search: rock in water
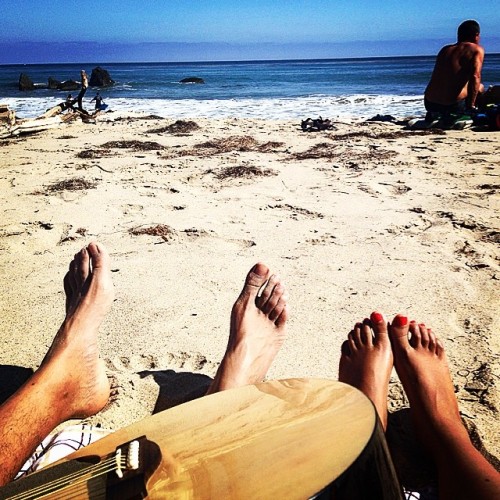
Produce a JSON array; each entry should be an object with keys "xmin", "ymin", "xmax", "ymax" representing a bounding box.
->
[
  {"xmin": 179, "ymin": 77, "xmax": 205, "ymax": 84},
  {"xmin": 19, "ymin": 73, "xmax": 35, "ymax": 91},
  {"xmin": 89, "ymin": 67, "xmax": 115, "ymax": 87}
]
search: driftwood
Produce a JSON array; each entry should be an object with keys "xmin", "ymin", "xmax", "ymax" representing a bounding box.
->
[
  {"xmin": 0, "ymin": 103, "xmax": 99, "ymax": 139},
  {"xmin": 1, "ymin": 71, "xmax": 98, "ymax": 139}
]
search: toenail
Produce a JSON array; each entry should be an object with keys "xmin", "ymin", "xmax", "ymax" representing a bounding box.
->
[
  {"xmin": 393, "ymin": 315, "xmax": 408, "ymax": 327},
  {"xmin": 371, "ymin": 312, "xmax": 383, "ymax": 323}
]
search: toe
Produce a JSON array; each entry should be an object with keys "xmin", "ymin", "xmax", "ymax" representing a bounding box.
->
[
  {"xmin": 349, "ymin": 324, "xmax": 363, "ymax": 350},
  {"xmin": 427, "ymin": 327, "xmax": 437, "ymax": 351},
  {"xmin": 389, "ymin": 314, "xmax": 410, "ymax": 350},
  {"xmin": 419, "ymin": 323, "xmax": 430, "ymax": 347},
  {"xmin": 268, "ymin": 292, "xmax": 287, "ymax": 322},
  {"xmin": 259, "ymin": 277, "xmax": 284, "ymax": 314},
  {"xmin": 87, "ymin": 241, "xmax": 110, "ymax": 270},
  {"xmin": 360, "ymin": 321, "xmax": 373, "ymax": 346},
  {"xmin": 240, "ymin": 262, "xmax": 271, "ymax": 302},
  {"xmin": 370, "ymin": 311, "xmax": 388, "ymax": 341},
  {"xmin": 341, "ymin": 340, "xmax": 351, "ymax": 357},
  {"xmin": 274, "ymin": 304, "xmax": 288, "ymax": 328},
  {"xmin": 257, "ymin": 274, "xmax": 280, "ymax": 310},
  {"xmin": 409, "ymin": 321, "xmax": 420, "ymax": 348}
]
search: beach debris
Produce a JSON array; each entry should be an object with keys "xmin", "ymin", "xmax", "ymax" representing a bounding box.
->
[
  {"xmin": 366, "ymin": 114, "xmax": 397, "ymax": 122},
  {"xmin": 180, "ymin": 135, "xmax": 284, "ymax": 157},
  {"xmin": 0, "ymin": 104, "xmax": 15, "ymax": 126},
  {"xmin": 101, "ymin": 140, "xmax": 165, "ymax": 151},
  {"xmin": 39, "ymin": 177, "xmax": 98, "ymax": 194},
  {"xmin": 209, "ymin": 165, "xmax": 278, "ymax": 180},
  {"xmin": 129, "ymin": 224, "xmax": 178, "ymax": 242},
  {"xmin": 301, "ymin": 116, "xmax": 334, "ymax": 132},
  {"xmin": 77, "ymin": 148, "xmax": 112, "ymax": 159},
  {"xmin": 179, "ymin": 77, "xmax": 205, "ymax": 84},
  {"xmin": 148, "ymin": 120, "xmax": 201, "ymax": 135}
]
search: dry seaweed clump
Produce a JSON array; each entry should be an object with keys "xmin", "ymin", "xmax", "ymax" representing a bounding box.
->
[
  {"xmin": 41, "ymin": 177, "xmax": 98, "ymax": 193},
  {"xmin": 77, "ymin": 148, "xmax": 112, "ymax": 159},
  {"xmin": 101, "ymin": 140, "xmax": 165, "ymax": 151},
  {"xmin": 328, "ymin": 129, "xmax": 445, "ymax": 141},
  {"xmin": 181, "ymin": 135, "xmax": 284, "ymax": 157},
  {"xmin": 292, "ymin": 142, "xmax": 340, "ymax": 160},
  {"xmin": 211, "ymin": 165, "xmax": 278, "ymax": 180},
  {"xmin": 148, "ymin": 120, "xmax": 201, "ymax": 135},
  {"xmin": 129, "ymin": 224, "xmax": 177, "ymax": 241}
]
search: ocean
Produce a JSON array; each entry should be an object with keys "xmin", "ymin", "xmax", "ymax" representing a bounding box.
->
[{"xmin": 1, "ymin": 55, "xmax": 499, "ymax": 120}]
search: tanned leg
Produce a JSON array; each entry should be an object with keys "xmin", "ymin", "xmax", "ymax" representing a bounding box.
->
[
  {"xmin": 389, "ymin": 315, "xmax": 500, "ymax": 500},
  {"xmin": 0, "ymin": 242, "xmax": 113, "ymax": 485},
  {"xmin": 207, "ymin": 263, "xmax": 288, "ymax": 394},
  {"xmin": 338, "ymin": 311, "xmax": 393, "ymax": 430}
]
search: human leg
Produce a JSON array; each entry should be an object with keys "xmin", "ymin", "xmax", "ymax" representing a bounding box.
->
[
  {"xmin": 0, "ymin": 242, "xmax": 113, "ymax": 486},
  {"xmin": 206, "ymin": 263, "xmax": 288, "ymax": 394},
  {"xmin": 338, "ymin": 311, "xmax": 393, "ymax": 430},
  {"xmin": 389, "ymin": 315, "xmax": 500, "ymax": 500}
]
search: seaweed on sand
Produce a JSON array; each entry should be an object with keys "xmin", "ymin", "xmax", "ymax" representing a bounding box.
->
[
  {"xmin": 148, "ymin": 120, "xmax": 201, "ymax": 135},
  {"xmin": 180, "ymin": 135, "xmax": 284, "ymax": 157},
  {"xmin": 77, "ymin": 148, "xmax": 112, "ymax": 159},
  {"xmin": 40, "ymin": 177, "xmax": 98, "ymax": 193},
  {"xmin": 210, "ymin": 165, "xmax": 278, "ymax": 180},
  {"xmin": 129, "ymin": 224, "xmax": 177, "ymax": 241},
  {"xmin": 101, "ymin": 140, "xmax": 165, "ymax": 151}
]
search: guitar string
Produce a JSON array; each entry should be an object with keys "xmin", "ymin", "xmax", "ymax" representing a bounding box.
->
[
  {"xmin": 36, "ymin": 473, "xmax": 108, "ymax": 500},
  {"xmin": 10, "ymin": 459, "xmax": 120, "ymax": 500},
  {"xmin": 8, "ymin": 456, "xmax": 124, "ymax": 500}
]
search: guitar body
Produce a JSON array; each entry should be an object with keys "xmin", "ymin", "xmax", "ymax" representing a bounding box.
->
[{"xmin": 3, "ymin": 379, "xmax": 402, "ymax": 499}]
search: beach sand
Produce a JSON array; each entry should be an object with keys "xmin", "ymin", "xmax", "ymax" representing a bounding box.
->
[{"xmin": 0, "ymin": 114, "xmax": 499, "ymax": 475}]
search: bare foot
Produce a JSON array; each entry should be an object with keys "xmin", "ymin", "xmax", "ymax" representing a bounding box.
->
[
  {"xmin": 207, "ymin": 263, "xmax": 288, "ymax": 394},
  {"xmin": 389, "ymin": 315, "xmax": 463, "ymax": 452},
  {"xmin": 38, "ymin": 242, "xmax": 114, "ymax": 420},
  {"xmin": 338, "ymin": 312, "xmax": 393, "ymax": 429}
]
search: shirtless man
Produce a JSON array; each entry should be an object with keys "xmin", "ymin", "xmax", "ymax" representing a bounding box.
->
[
  {"xmin": 339, "ymin": 312, "xmax": 500, "ymax": 499},
  {"xmin": 425, "ymin": 20, "xmax": 484, "ymax": 115},
  {"xmin": 0, "ymin": 242, "xmax": 288, "ymax": 485}
]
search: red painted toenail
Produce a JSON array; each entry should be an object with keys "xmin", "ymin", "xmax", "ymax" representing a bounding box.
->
[
  {"xmin": 393, "ymin": 315, "xmax": 408, "ymax": 327},
  {"xmin": 371, "ymin": 312, "xmax": 383, "ymax": 323}
]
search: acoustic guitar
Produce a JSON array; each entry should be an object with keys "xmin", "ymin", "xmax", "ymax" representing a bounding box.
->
[{"xmin": 1, "ymin": 378, "xmax": 403, "ymax": 499}]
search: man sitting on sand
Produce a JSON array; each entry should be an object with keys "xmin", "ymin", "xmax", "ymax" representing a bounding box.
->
[
  {"xmin": 0, "ymin": 243, "xmax": 499, "ymax": 499},
  {"xmin": 424, "ymin": 20, "xmax": 484, "ymax": 117},
  {"xmin": 0, "ymin": 242, "xmax": 288, "ymax": 485}
]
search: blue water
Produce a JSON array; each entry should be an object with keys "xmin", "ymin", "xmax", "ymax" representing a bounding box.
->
[{"xmin": 1, "ymin": 55, "xmax": 499, "ymax": 119}]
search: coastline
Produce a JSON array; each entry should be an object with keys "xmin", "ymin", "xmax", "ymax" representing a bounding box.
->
[{"xmin": 0, "ymin": 114, "xmax": 498, "ymax": 463}]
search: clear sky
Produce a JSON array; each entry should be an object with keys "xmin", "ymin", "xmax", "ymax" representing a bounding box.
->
[{"xmin": 1, "ymin": 0, "xmax": 499, "ymax": 63}]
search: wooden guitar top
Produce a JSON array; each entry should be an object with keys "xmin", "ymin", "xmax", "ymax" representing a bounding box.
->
[{"xmin": 63, "ymin": 378, "xmax": 377, "ymax": 499}]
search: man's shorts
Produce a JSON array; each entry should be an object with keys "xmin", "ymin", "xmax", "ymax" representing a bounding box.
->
[{"xmin": 424, "ymin": 98, "xmax": 466, "ymax": 114}]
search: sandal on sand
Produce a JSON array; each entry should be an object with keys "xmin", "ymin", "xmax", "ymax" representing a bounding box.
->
[{"xmin": 301, "ymin": 116, "xmax": 334, "ymax": 132}]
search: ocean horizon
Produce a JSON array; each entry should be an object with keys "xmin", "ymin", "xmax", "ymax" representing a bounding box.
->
[{"xmin": 2, "ymin": 55, "xmax": 499, "ymax": 120}]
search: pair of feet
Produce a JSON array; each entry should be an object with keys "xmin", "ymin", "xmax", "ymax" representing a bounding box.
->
[
  {"xmin": 42, "ymin": 242, "xmax": 288, "ymax": 424},
  {"xmin": 338, "ymin": 311, "xmax": 462, "ymax": 459}
]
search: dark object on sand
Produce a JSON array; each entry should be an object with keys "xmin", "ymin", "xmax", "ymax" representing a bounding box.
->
[
  {"xmin": 148, "ymin": 120, "xmax": 201, "ymax": 135},
  {"xmin": 89, "ymin": 67, "xmax": 115, "ymax": 87},
  {"xmin": 301, "ymin": 116, "xmax": 334, "ymax": 132},
  {"xmin": 179, "ymin": 77, "xmax": 205, "ymax": 84},
  {"xmin": 367, "ymin": 114, "xmax": 396, "ymax": 122},
  {"xmin": 18, "ymin": 73, "xmax": 35, "ymax": 91}
]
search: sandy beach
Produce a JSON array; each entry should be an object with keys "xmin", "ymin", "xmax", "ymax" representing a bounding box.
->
[{"xmin": 0, "ymin": 113, "xmax": 498, "ymax": 471}]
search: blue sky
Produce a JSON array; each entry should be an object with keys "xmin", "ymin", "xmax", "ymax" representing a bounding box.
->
[{"xmin": 1, "ymin": 0, "xmax": 499, "ymax": 63}]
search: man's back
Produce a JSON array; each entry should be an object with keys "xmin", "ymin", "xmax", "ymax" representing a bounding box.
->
[{"xmin": 425, "ymin": 41, "xmax": 484, "ymax": 107}]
